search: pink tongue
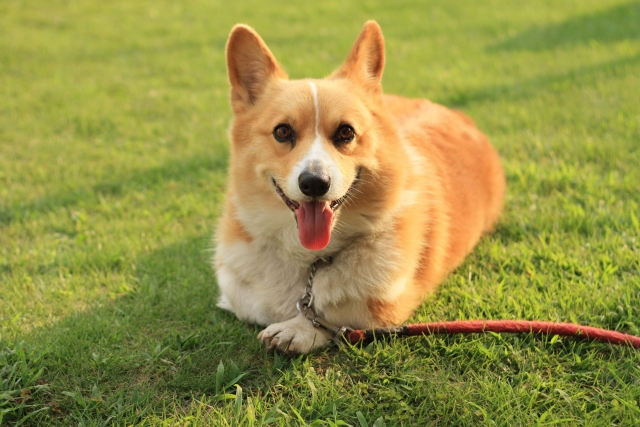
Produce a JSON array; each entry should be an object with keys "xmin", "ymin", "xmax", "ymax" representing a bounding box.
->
[{"xmin": 295, "ymin": 201, "xmax": 333, "ymax": 250}]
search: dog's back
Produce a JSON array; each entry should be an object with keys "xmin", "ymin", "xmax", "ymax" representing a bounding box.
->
[{"xmin": 366, "ymin": 95, "xmax": 505, "ymax": 324}]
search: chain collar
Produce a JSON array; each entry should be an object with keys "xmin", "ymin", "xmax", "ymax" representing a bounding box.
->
[{"xmin": 296, "ymin": 257, "xmax": 352, "ymax": 341}]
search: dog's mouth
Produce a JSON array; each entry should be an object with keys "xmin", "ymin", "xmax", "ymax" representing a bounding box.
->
[
  {"xmin": 274, "ymin": 183, "xmax": 300, "ymax": 211},
  {"xmin": 272, "ymin": 175, "xmax": 359, "ymax": 213},
  {"xmin": 271, "ymin": 171, "xmax": 360, "ymax": 251}
]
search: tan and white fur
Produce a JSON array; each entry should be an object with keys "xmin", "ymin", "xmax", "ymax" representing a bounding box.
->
[{"xmin": 214, "ymin": 21, "xmax": 505, "ymax": 353}]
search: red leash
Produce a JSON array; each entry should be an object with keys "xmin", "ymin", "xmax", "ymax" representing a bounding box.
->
[{"xmin": 345, "ymin": 320, "xmax": 640, "ymax": 348}]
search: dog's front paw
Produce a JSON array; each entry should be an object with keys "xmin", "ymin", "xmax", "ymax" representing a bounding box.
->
[{"xmin": 257, "ymin": 316, "xmax": 331, "ymax": 354}]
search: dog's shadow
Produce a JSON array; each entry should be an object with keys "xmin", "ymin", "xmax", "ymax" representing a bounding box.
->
[{"xmin": 19, "ymin": 234, "xmax": 282, "ymax": 412}]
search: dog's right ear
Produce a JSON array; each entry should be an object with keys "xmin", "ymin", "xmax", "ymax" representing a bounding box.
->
[{"xmin": 226, "ymin": 25, "xmax": 287, "ymax": 112}]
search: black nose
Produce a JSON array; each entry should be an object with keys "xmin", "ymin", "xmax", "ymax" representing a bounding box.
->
[{"xmin": 298, "ymin": 171, "xmax": 331, "ymax": 197}]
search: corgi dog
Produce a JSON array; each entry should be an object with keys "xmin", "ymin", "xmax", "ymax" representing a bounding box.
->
[{"xmin": 214, "ymin": 21, "xmax": 505, "ymax": 353}]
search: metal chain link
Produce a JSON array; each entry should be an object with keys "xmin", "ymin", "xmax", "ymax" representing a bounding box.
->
[{"xmin": 296, "ymin": 257, "xmax": 352, "ymax": 341}]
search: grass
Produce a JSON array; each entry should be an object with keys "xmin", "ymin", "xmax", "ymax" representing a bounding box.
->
[{"xmin": 1, "ymin": 0, "xmax": 639, "ymax": 425}]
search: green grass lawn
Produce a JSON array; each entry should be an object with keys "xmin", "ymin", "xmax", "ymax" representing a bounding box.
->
[{"xmin": 1, "ymin": 0, "xmax": 639, "ymax": 425}]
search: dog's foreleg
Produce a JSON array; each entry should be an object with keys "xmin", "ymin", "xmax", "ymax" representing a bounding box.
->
[{"xmin": 257, "ymin": 315, "xmax": 332, "ymax": 354}]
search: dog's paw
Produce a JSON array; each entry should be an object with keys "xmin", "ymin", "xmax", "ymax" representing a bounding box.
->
[{"xmin": 257, "ymin": 316, "xmax": 331, "ymax": 354}]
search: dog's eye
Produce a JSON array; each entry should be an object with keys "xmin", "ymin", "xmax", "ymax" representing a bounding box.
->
[
  {"xmin": 273, "ymin": 124, "xmax": 294, "ymax": 143},
  {"xmin": 333, "ymin": 124, "xmax": 355, "ymax": 144}
]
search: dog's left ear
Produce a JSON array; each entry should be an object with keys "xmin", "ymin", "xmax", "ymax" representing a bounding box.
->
[{"xmin": 332, "ymin": 21, "xmax": 385, "ymax": 92}]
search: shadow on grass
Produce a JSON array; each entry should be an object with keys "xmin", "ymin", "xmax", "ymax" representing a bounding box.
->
[
  {"xmin": 0, "ymin": 152, "xmax": 228, "ymax": 228},
  {"xmin": 4, "ymin": 234, "xmax": 283, "ymax": 424},
  {"xmin": 440, "ymin": 52, "xmax": 640, "ymax": 107},
  {"xmin": 490, "ymin": 1, "xmax": 640, "ymax": 52}
]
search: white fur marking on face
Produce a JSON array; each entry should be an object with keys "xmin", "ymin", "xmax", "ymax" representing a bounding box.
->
[
  {"xmin": 285, "ymin": 82, "xmax": 344, "ymax": 200},
  {"xmin": 310, "ymin": 82, "xmax": 320, "ymax": 140}
]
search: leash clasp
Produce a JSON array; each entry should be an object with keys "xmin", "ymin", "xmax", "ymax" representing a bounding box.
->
[{"xmin": 310, "ymin": 316, "xmax": 353, "ymax": 342}]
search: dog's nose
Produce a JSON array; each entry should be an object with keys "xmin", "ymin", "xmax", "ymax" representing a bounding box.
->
[{"xmin": 298, "ymin": 171, "xmax": 331, "ymax": 197}]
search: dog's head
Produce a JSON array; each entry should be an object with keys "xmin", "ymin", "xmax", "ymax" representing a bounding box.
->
[{"xmin": 225, "ymin": 21, "xmax": 397, "ymax": 251}]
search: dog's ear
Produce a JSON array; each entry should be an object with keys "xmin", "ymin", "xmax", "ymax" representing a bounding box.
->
[
  {"xmin": 226, "ymin": 25, "xmax": 287, "ymax": 110},
  {"xmin": 332, "ymin": 21, "xmax": 385, "ymax": 92}
]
